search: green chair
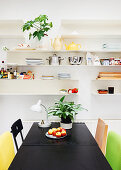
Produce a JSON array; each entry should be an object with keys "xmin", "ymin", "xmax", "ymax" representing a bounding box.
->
[{"xmin": 105, "ymin": 131, "xmax": 121, "ymax": 170}]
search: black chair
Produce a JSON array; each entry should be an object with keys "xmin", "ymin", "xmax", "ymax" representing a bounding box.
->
[{"xmin": 11, "ymin": 119, "xmax": 24, "ymax": 151}]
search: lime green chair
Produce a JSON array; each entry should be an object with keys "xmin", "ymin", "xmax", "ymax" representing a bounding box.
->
[
  {"xmin": 105, "ymin": 131, "xmax": 121, "ymax": 170},
  {"xmin": 0, "ymin": 132, "xmax": 15, "ymax": 170}
]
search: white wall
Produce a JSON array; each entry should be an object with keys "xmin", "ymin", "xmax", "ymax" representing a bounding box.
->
[
  {"xmin": 1, "ymin": 0, "xmax": 121, "ymax": 36},
  {"xmin": 1, "ymin": 0, "xmax": 121, "ymax": 136}
]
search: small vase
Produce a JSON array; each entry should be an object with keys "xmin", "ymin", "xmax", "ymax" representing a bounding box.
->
[{"xmin": 27, "ymin": 36, "xmax": 50, "ymax": 50}]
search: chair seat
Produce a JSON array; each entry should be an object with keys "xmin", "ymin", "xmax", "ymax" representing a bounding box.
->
[
  {"xmin": 106, "ymin": 131, "xmax": 121, "ymax": 170},
  {"xmin": 0, "ymin": 132, "xmax": 15, "ymax": 170}
]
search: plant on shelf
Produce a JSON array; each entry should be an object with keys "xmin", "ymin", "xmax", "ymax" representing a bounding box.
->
[
  {"xmin": 23, "ymin": 14, "xmax": 53, "ymax": 41},
  {"xmin": 48, "ymin": 96, "xmax": 86, "ymax": 129}
]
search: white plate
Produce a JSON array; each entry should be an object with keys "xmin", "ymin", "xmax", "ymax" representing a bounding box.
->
[{"xmin": 45, "ymin": 132, "xmax": 67, "ymax": 139}]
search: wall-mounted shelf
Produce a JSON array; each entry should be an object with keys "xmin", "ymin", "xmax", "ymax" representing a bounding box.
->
[
  {"xmin": 0, "ymin": 20, "xmax": 25, "ymax": 39},
  {"xmin": 0, "ymin": 35, "xmax": 25, "ymax": 39},
  {"xmin": 8, "ymin": 49, "xmax": 121, "ymax": 53},
  {"xmin": 92, "ymin": 79, "xmax": 121, "ymax": 82},
  {"xmin": 96, "ymin": 78, "xmax": 121, "ymax": 80},
  {"xmin": 61, "ymin": 20, "xmax": 121, "ymax": 39},
  {"xmin": 0, "ymin": 93, "xmax": 78, "ymax": 96},
  {"xmin": 92, "ymin": 93, "xmax": 121, "ymax": 96},
  {"xmin": 7, "ymin": 63, "xmax": 121, "ymax": 67},
  {"xmin": 0, "ymin": 79, "xmax": 79, "ymax": 95},
  {"xmin": 61, "ymin": 34, "xmax": 121, "ymax": 39}
]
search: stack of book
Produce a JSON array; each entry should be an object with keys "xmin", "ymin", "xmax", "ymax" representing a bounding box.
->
[{"xmin": 97, "ymin": 72, "xmax": 121, "ymax": 80}]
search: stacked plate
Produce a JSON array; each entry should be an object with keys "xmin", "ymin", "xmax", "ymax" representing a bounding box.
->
[
  {"xmin": 41, "ymin": 75, "xmax": 55, "ymax": 80},
  {"xmin": 26, "ymin": 58, "xmax": 44, "ymax": 65},
  {"xmin": 58, "ymin": 73, "xmax": 71, "ymax": 79}
]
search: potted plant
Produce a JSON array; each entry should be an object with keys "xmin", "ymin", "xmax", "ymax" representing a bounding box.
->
[
  {"xmin": 22, "ymin": 14, "xmax": 53, "ymax": 48},
  {"xmin": 48, "ymin": 96, "xmax": 86, "ymax": 129}
]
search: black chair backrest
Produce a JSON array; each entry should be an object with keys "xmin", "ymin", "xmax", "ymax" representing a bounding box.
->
[{"xmin": 11, "ymin": 119, "xmax": 24, "ymax": 151}]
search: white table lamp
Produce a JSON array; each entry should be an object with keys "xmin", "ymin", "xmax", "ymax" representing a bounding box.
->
[{"xmin": 30, "ymin": 100, "xmax": 51, "ymax": 128}]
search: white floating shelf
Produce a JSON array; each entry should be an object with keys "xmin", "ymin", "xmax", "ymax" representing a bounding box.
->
[
  {"xmin": 61, "ymin": 34, "xmax": 121, "ymax": 39},
  {"xmin": 8, "ymin": 49, "xmax": 121, "ymax": 53},
  {"xmin": 7, "ymin": 64, "xmax": 85, "ymax": 67},
  {"xmin": 92, "ymin": 93, "xmax": 121, "ymax": 96},
  {"xmin": 0, "ymin": 35, "xmax": 25, "ymax": 39},
  {"xmin": 0, "ymin": 93, "xmax": 78, "ymax": 96},
  {"xmin": 0, "ymin": 79, "xmax": 79, "ymax": 95},
  {"xmin": 61, "ymin": 20, "xmax": 121, "ymax": 39},
  {"xmin": 0, "ymin": 20, "xmax": 24, "ymax": 24},
  {"xmin": 92, "ymin": 79, "xmax": 121, "ymax": 81},
  {"xmin": 8, "ymin": 49, "xmax": 86, "ymax": 53},
  {"xmin": 0, "ymin": 20, "xmax": 24, "ymax": 39},
  {"xmin": 7, "ymin": 63, "xmax": 121, "ymax": 67},
  {"xmin": 61, "ymin": 19, "xmax": 121, "ymax": 26}
]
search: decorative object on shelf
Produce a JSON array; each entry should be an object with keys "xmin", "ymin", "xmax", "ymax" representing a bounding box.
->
[
  {"xmin": 41, "ymin": 75, "xmax": 55, "ymax": 80},
  {"xmin": 100, "ymin": 58, "xmax": 110, "ymax": 66},
  {"xmin": 100, "ymin": 58, "xmax": 121, "ymax": 66},
  {"xmin": 93, "ymin": 55, "xmax": 100, "ymax": 66},
  {"xmin": 68, "ymin": 88, "xmax": 78, "ymax": 94},
  {"xmin": 97, "ymin": 72, "xmax": 121, "ymax": 80},
  {"xmin": 68, "ymin": 56, "xmax": 83, "ymax": 65},
  {"xmin": 3, "ymin": 46, "xmax": 9, "ymax": 51},
  {"xmin": 17, "ymin": 71, "xmax": 34, "ymax": 80},
  {"xmin": 31, "ymin": 100, "xmax": 51, "ymax": 128},
  {"xmin": 46, "ymin": 53, "xmax": 64, "ymax": 65},
  {"xmin": 58, "ymin": 73, "xmax": 71, "ymax": 79},
  {"xmin": 65, "ymin": 42, "xmax": 81, "ymax": 50},
  {"xmin": 86, "ymin": 52, "xmax": 93, "ymax": 65},
  {"xmin": 59, "ymin": 89, "xmax": 67, "ymax": 94},
  {"xmin": 51, "ymin": 36, "xmax": 63, "ymax": 50},
  {"xmin": 15, "ymin": 44, "xmax": 36, "ymax": 50},
  {"xmin": 25, "ymin": 58, "xmax": 44, "ymax": 65},
  {"xmin": 23, "ymin": 14, "xmax": 53, "ymax": 41},
  {"xmin": 86, "ymin": 52, "xmax": 100, "ymax": 66},
  {"xmin": 108, "ymin": 87, "xmax": 114, "ymax": 94},
  {"xmin": 102, "ymin": 43, "xmax": 121, "ymax": 50},
  {"xmin": 48, "ymin": 96, "xmax": 86, "ymax": 129},
  {"xmin": 97, "ymin": 89, "xmax": 108, "ymax": 94}
]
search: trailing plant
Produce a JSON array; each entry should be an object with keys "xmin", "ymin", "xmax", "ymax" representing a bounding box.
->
[
  {"xmin": 23, "ymin": 14, "xmax": 53, "ymax": 41},
  {"xmin": 48, "ymin": 96, "xmax": 86, "ymax": 122}
]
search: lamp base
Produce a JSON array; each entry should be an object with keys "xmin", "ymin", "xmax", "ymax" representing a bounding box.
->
[{"xmin": 38, "ymin": 121, "xmax": 51, "ymax": 128}]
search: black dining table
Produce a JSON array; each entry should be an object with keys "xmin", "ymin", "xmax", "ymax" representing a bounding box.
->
[{"xmin": 9, "ymin": 122, "xmax": 112, "ymax": 170}]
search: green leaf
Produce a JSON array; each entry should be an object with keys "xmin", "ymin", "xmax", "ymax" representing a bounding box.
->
[
  {"xmin": 37, "ymin": 32, "xmax": 41, "ymax": 40},
  {"xmin": 60, "ymin": 96, "xmax": 65, "ymax": 102},
  {"xmin": 49, "ymin": 22, "xmax": 53, "ymax": 28},
  {"xmin": 29, "ymin": 33, "xmax": 32, "ymax": 40},
  {"xmin": 44, "ymin": 27, "xmax": 50, "ymax": 32},
  {"xmin": 62, "ymin": 112, "xmax": 66, "ymax": 119}
]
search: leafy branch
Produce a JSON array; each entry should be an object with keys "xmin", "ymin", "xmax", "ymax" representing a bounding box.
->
[{"xmin": 23, "ymin": 14, "xmax": 53, "ymax": 41}]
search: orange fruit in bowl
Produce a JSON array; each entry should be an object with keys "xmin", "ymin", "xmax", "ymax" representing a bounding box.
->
[
  {"xmin": 61, "ymin": 130, "xmax": 66, "ymax": 137},
  {"xmin": 48, "ymin": 129, "xmax": 53, "ymax": 135},
  {"xmin": 56, "ymin": 132, "xmax": 61, "ymax": 138},
  {"xmin": 52, "ymin": 128, "xmax": 57, "ymax": 131}
]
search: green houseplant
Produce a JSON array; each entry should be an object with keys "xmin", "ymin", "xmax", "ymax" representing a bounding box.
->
[
  {"xmin": 48, "ymin": 96, "xmax": 86, "ymax": 129},
  {"xmin": 23, "ymin": 14, "xmax": 53, "ymax": 41}
]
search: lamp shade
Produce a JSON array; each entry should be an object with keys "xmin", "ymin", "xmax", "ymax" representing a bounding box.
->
[{"xmin": 30, "ymin": 100, "xmax": 42, "ymax": 112}]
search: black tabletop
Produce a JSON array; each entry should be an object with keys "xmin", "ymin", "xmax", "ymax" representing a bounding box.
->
[
  {"xmin": 23, "ymin": 122, "xmax": 97, "ymax": 146},
  {"xmin": 9, "ymin": 122, "xmax": 112, "ymax": 170}
]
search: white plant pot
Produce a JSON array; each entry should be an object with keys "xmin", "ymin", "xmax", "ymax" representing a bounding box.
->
[
  {"xmin": 26, "ymin": 36, "xmax": 50, "ymax": 50},
  {"xmin": 60, "ymin": 122, "xmax": 72, "ymax": 129}
]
